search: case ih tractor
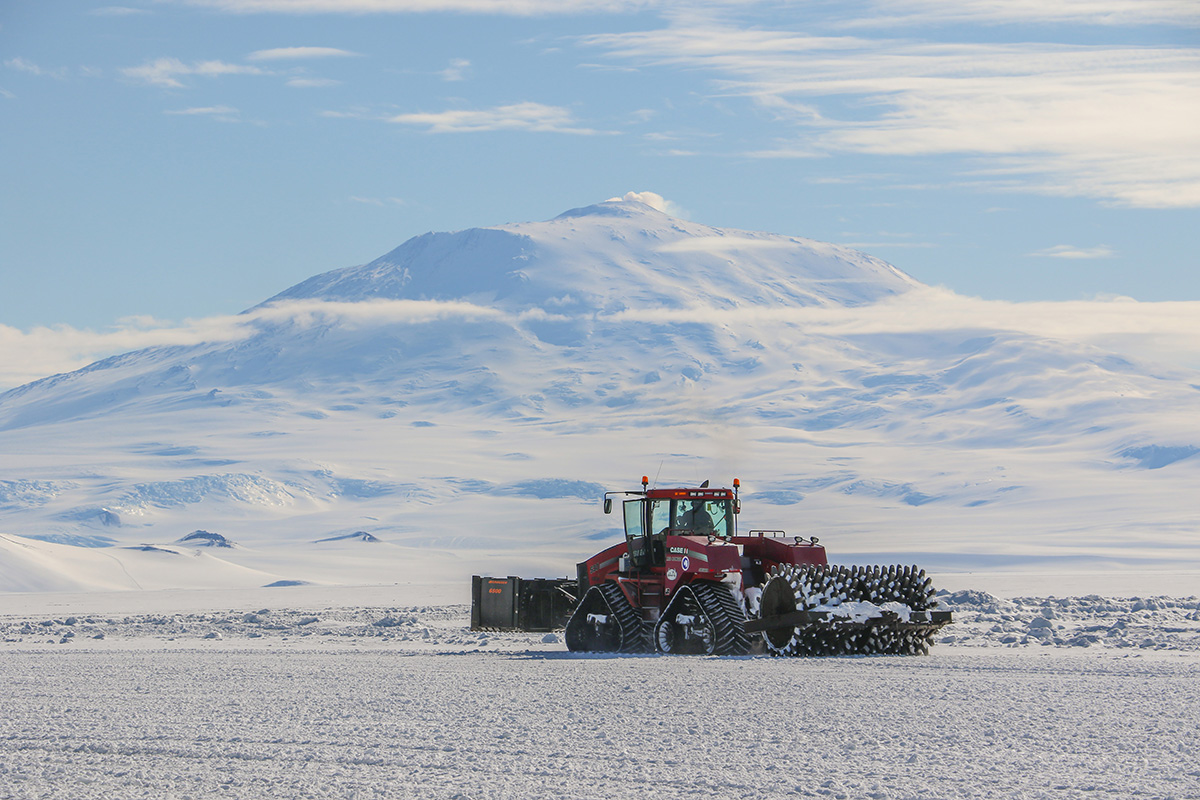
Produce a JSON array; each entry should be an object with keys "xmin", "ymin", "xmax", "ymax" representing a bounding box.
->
[{"xmin": 473, "ymin": 477, "xmax": 951, "ymax": 656}]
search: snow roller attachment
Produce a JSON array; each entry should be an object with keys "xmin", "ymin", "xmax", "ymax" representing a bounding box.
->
[{"xmin": 747, "ymin": 564, "xmax": 952, "ymax": 656}]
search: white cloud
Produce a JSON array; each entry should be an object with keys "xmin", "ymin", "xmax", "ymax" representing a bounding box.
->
[
  {"xmin": 90, "ymin": 6, "xmax": 150, "ymax": 14},
  {"xmin": 582, "ymin": 26, "xmax": 1200, "ymax": 208},
  {"xmin": 348, "ymin": 195, "xmax": 407, "ymax": 205},
  {"xmin": 840, "ymin": 240, "xmax": 936, "ymax": 249},
  {"xmin": 5, "ymin": 57, "xmax": 68, "ymax": 79},
  {"xmin": 6, "ymin": 57, "xmax": 44, "ymax": 75},
  {"xmin": 609, "ymin": 190, "xmax": 665, "ymax": 210},
  {"xmin": 253, "ymin": 298, "xmax": 509, "ymax": 327},
  {"xmin": 8, "ymin": 291, "xmax": 1200, "ymax": 391},
  {"xmin": 607, "ymin": 191, "xmax": 688, "ymax": 216},
  {"xmin": 176, "ymin": 0, "xmax": 663, "ymax": 13},
  {"xmin": 440, "ymin": 58, "xmax": 471, "ymax": 81},
  {"xmin": 0, "ymin": 301, "xmax": 507, "ymax": 391},
  {"xmin": 167, "ymin": 0, "xmax": 1200, "ymax": 21},
  {"xmin": 247, "ymin": 46, "xmax": 359, "ymax": 60},
  {"xmin": 287, "ymin": 77, "xmax": 341, "ymax": 87},
  {"xmin": 611, "ymin": 289, "xmax": 1200, "ymax": 370},
  {"xmin": 742, "ymin": 146, "xmax": 823, "ymax": 159},
  {"xmin": 164, "ymin": 105, "xmax": 240, "ymax": 116},
  {"xmin": 656, "ymin": 235, "xmax": 798, "ymax": 253},
  {"xmin": 1029, "ymin": 245, "xmax": 1116, "ymax": 259},
  {"xmin": 859, "ymin": 0, "xmax": 1200, "ymax": 28},
  {"xmin": 389, "ymin": 102, "xmax": 604, "ymax": 134},
  {"xmin": 0, "ymin": 317, "xmax": 252, "ymax": 391},
  {"xmin": 320, "ymin": 108, "xmax": 370, "ymax": 118},
  {"xmin": 121, "ymin": 58, "xmax": 265, "ymax": 88}
]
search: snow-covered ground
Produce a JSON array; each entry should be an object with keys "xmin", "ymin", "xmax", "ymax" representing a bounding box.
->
[
  {"xmin": 4, "ymin": 588, "xmax": 1197, "ymax": 654},
  {"xmin": 2, "ymin": 588, "xmax": 1198, "ymax": 799}
]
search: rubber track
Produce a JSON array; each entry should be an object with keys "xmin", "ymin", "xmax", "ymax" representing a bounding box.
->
[
  {"xmin": 565, "ymin": 582, "xmax": 650, "ymax": 653},
  {"xmin": 687, "ymin": 581, "xmax": 752, "ymax": 656},
  {"xmin": 656, "ymin": 581, "xmax": 750, "ymax": 656},
  {"xmin": 598, "ymin": 582, "xmax": 651, "ymax": 653}
]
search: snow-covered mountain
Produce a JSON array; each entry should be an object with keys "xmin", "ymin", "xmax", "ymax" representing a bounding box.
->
[
  {"xmin": 263, "ymin": 199, "xmax": 918, "ymax": 310},
  {"xmin": 2, "ymin": 198, "xmax": 1198, "ymax": 594}
]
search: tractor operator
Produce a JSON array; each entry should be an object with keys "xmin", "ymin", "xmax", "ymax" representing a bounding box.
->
[{"xmin": 680, "ymin": 499, "xmax": 715, "ymax": 534}]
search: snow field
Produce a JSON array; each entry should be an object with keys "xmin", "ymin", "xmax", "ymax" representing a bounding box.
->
[
  {"xmin": 0, "ymin": 604, "xmax": 491, "ymax": 653},
  {"xmin": 5, "ymin": 592, "xmax": 1198, "ymax": 653},
  {"xmin": 938, "ymin": 591, "xmax": 1200, "ymax": 652},
  {"xmin": 1, "ymin": 646, "xmax": 1198, "ymax": 800},
  {"xmin": 2, "ymin": 593, "xmax": 1199, "ymax": 799}
]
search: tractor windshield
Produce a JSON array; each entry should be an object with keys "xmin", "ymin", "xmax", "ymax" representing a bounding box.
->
[
  {"xmin": 702, "ymin": 499, "xmax": 732, "ymax": 537},
  {"xmin": 650, "ymin": 498, "xmax": 733, "ymax": 537}
]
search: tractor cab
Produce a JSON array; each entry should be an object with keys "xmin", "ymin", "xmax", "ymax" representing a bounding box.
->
[{"xmin": 605, "ymin": 477, "xmax": 739, "ymax": 571}]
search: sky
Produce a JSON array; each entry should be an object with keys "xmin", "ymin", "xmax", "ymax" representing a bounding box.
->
[{"xmin": 1, "ymin": 0, "xmax": 1198, "ymax": 387}]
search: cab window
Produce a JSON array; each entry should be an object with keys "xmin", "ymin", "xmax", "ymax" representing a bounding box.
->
[
  {"xmin": 672, "ymin": 499, "xmax": 732, "ymax": 537},
  {"xmin": 649, "ymin": 499, "xmax": 672, "ymax": 535},
  {"xmin": 623, "ymin": 499, "xmax": 644, "ymax": 539}
]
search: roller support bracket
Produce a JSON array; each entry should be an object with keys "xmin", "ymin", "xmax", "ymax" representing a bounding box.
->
[{"xmin": 745, "ymin": 609, "xmax": 952, "ymax": 634}]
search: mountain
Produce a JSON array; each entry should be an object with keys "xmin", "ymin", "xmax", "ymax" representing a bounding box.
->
[
  {"xmin": 262, "ymin": 199, "xmax": 918, "ymax": 310},
  {"xmin": 1, "ymin": 198, "xmax": 1198, "ymax": 594}
]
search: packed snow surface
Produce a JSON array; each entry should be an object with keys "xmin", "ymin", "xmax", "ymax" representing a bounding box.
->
[{"xmin": 2, "ymin": 588, "xmax": 1198, "ymax": 800}]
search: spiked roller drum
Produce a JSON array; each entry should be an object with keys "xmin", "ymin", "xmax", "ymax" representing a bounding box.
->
[{"xmin": 749, "ymin": 564, "xmax": 952, "ymax": 656}]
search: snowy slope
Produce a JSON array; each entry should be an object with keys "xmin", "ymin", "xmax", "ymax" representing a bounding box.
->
[
  {"xmin": 0, "ymin": 533, "xmax": 288, "ymax": 593},
  {"xmin": 1, "ymin": 197, "xmax": 1198, "ymax": 594}
]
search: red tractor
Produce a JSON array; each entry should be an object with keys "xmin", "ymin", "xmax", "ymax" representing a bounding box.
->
[{"xmin": 562, "ymin": 477, "xmax": 951, "ymax": 656}]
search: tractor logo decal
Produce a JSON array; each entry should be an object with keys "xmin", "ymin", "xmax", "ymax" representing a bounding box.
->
[
  {"xmin": 669, "ymin": 546, "xmax": 708, "ymax": 562},
  {"xmin": 590, "ymin": 556, "xmax": 619, "ymax": 574},
  {"xmin": 667, "ymin": 568, "xmax": 678, "ymax": 581},
  {"xmin": 681, "ymin": 556, "xmax": 690, "ymax": 571}
]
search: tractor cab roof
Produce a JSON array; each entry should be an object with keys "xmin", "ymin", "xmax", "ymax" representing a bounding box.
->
[{"xmin": 643, "ymin": 487, "xmax": 735, "ymax": 501}]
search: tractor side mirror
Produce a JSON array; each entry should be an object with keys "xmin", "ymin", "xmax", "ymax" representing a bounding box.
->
[{"xmin": 603, "ymin": 498, "xmax": 613, "ymax": 514}]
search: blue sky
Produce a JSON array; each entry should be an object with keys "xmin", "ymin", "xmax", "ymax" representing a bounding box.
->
[{"xmin": 2, "ymin": 0, "xmax": 1198, "ymax": 383}]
